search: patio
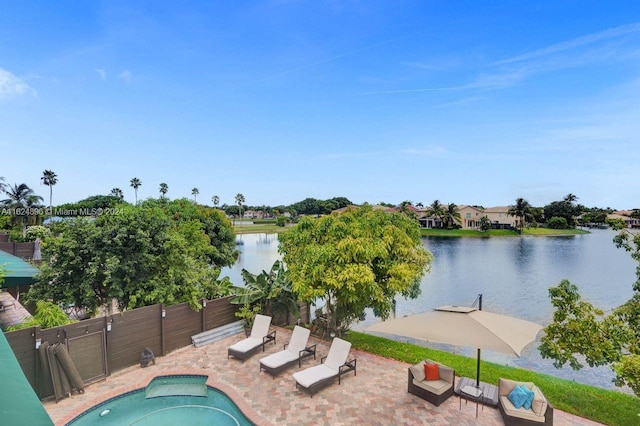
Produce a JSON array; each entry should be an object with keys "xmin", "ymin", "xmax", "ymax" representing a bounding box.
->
[{"xmin": 44, "ymin": 327, "xmax": 603, "ymax": 425}]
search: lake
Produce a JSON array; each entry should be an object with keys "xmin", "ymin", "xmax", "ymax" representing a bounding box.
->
[{"xmin": 221, "ymin": 229, "xmax": 637, "ymax": 392}]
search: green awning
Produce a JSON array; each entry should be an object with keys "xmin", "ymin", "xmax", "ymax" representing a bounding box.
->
[
  {"xmin": 0, "ymin": 329, "xmax": 53, "ymax": 424},
  {"xmin": 0, "ymin": 251, "xmax": 40, "ymax": 288}
]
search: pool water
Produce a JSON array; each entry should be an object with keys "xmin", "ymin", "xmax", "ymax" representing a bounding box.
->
[{"xmin": 66, "ymin": 375, "xmax": 255, "ymax": 426}]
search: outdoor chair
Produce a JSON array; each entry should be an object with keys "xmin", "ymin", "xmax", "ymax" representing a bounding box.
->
[
  {"xmin": 497, "ymin": 378, "xmax": 553, "ymax": 426},
  {"xmin": 227, "ymin": 314, "xmax": 276, "ymax": 362},
  {"xmin": 259, "ymin": 325, "xmax": 316, "ymax": 377},
  {"xmin": 292, "ymin": 337, "xmax": 356, "ymax": 397},
  {"xmin": 407, "ymin": 359, "xmax": 455, "ymax": 406}
]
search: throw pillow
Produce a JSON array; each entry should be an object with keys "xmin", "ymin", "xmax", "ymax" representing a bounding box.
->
[
  {"xmin": 424, "ymin": 362, "xmax": 440, "ymax": 381},
  {"xmin": 410, "ymin": 363, "xmax": 425, "ymax": 382},
  {"xmin": 507, "ymin": 385, "xmax": 528, "ymax": 409},
  {"xmin": 519, "ymin": 385, "xmax": 535, "ymax": 410}
]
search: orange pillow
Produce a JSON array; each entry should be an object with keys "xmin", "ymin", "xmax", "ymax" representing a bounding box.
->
[{"xmin": 424, "ymin": 362, "xmax": 440, "ymax": 381}]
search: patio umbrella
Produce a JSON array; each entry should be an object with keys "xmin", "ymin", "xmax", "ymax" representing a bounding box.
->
[{"xmin": 366, "ymin": 295, "xmax": 542, "ymax": 387}]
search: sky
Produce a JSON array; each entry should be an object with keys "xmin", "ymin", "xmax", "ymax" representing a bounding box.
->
[{"xmin": 1, "ymin": 1, "xmax": 639, "ymax": 209}]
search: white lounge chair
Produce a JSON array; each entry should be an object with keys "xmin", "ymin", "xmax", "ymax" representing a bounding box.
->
[
  {"xmin": 227, "ymin": 314, "xmax": 276, "ymax": 361},
  {"xmin": 292, "ymin": 337, "xmax": 357, "ymax": 396},
  {"xmin": 259, "ymin": 326, "xmax": 316, "ymax": 377}
]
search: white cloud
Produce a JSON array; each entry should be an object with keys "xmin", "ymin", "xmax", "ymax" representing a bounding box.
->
[
  {"xmin": 96, "ymin": 69, "xmax": 107, "ymax": 80},
  {"xmin": 0, "ymin": 68, "xmax": 36, "ymax": 99},
  {"xmin": 492, "ymin": 22, "xmax": 640, "ymax": 66},
  {"xmin": 119, "ymin": 70, "xmax": 132, "ymax": 83}
]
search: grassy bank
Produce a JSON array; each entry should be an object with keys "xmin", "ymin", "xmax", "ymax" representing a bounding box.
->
[
  {"xmin": 345, "ymin": 331, "xmax": 638, "ymax": 426},
  {"xmin": 420, "ymin": 228, "xmax": 590, "ymax": 237}
]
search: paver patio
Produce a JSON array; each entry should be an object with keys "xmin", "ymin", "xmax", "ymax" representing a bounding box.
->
[{"xmin": 44, "ymin": 327, "xmax": 603, "ymax": 425}]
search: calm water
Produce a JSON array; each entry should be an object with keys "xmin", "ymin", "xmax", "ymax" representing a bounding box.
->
[{"xmin": 221, "ymin": 229, "xmax": 637, "ymax": 392}]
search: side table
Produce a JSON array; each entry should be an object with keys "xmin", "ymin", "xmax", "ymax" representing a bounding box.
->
[{"xmin": 459, "ymin": 384, "xmax": 483, "ymax": 418}]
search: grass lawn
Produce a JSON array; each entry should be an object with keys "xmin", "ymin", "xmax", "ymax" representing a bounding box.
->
[
  {"xmin": 345, "ymin": 331, "xmax": 639, "ymax": 426},
  {"xmin": 233, "ymin": 224, "xmax": 291, "ymax": 234},
  {"xmin": 420, "ymin": 228, "xmax": 590, "ymax": 237}
]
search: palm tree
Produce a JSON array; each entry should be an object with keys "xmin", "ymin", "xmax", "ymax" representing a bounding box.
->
[
  {"xmin": 41, "ymin": 169, "xmax": 58, "ymax": 224},
  {"xmin": 110, "ymin": 188, "xmax": 124, "ymax": 200},
  {"xmin": 130, "ymin": 178, "xmax": 142, "ymax": 204},
  {"xmin": 427, "ymin": 200, "xmax": 445, "ymax": 228},
  {"xmin": 235, "ymin": 193, "xmax": 245, "ymax": 221},
  {"xmin": 564, "ymin": 193, "xmax": 578, "ymax": 203},
  {"xmin": 1, "ymin": 183, "xmax": 43, "ymax": 238},
  {"xmin": 212, "ymin": 195, "xmax": 219, "ymax": 208},
  {"xmin": 442, "ymin": 203, "xmax": 462, "ymax": 229},
  {"xmin": 508, "ymin": 197, "xmax": 533, "ymax": 233},
  {"xmin": 191, "ymin": 187, "xmax": 199, "ymax": 203},
  {"xmin": 159, "ymin": 183, "xmax": 168, "ymax": 198},
  {"xmin": 0, "ymin": 176, "xmax": 5, "ymax": 193}
]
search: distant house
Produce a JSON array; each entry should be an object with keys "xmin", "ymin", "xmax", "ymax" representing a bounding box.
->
[
  {"xmin": 480, "ymin": 206, "xmax": 517, "ymax": 230},
  {"xmin": 458, "ymin": 205, "xmax": 485, "ymax": 229},
  {"xmin": 609, "ymin": 211, "xmax": 640, "ymax": 228}
]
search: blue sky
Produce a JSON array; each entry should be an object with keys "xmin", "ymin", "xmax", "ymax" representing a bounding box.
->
[{"xmin": 1, "ymin": 1, "xmax": 639, "ymax": 209}]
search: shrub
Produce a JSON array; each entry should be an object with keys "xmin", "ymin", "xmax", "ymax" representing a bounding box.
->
[
  {"xmin": 26, "ymin": 225, "xmax": 50, "ymax": 241},
  {"xmin": 547, "ymin": 216, "xmax": 569, "ymax": 229},
  {"xmin": 276, "ymin": 216, "xmax": 287, "ymax": 227}
]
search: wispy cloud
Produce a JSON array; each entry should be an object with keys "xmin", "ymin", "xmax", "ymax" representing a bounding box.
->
[
  {"xmin": 0, "ymin": 68, "xmax": 36, "ymax": 100},
  {"xmin": 96, "ymin": 69, "xmax": 107, "ymax": 80},
  {"xmin": 119, "ymin": 70, "xmax": 132, "ymax": 83},
  {"xmin": 492, "ymin": 22, "xmax": 640, "ymax": 66}
]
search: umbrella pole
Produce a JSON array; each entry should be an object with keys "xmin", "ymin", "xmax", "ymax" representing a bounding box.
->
[{"xmin": 476, "ymin": 348, "xmax": 481, "ymax": 388}]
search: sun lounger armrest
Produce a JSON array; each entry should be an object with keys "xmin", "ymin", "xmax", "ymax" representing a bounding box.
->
[
  {"xmin": 262, "ymin": 330, "xmax": 277, "ymax": 349},
  {"xmin": 338, "ymin": 358, "xmax": 357, "ymax": 384},
  {"xmin": 297, "ymin": 344, "xmax": 317, "ymax": 367}
]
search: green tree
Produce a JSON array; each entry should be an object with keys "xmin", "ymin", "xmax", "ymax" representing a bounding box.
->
[
  {"xmin": 544, "ymin": 197, "xmax": 582, "ymax": 228},
  {"xmin": 212, "ymin": 195, "xmax": 219, "ymax": 208},
  {"xmin": 130, "ymin": 177, "xmax": 142, "ymax": 204},
  {"xmin": 235, "ymin": 193, "xmax": 245, "ymax": 221},
  {"xmin": 28, "ymin": 203, "xmax": 234, "ymax": 314},
  {"xmin": 1, "ymin": 183, "xmax": 43, "ymax": 237},
  {"xmin": 40, "ymin": 169, "xmax": 57, "ymax": 225},
  {"xmin": 192, "ymin": 187, "xmax": 199, "ymax": 203},
  {"xmin": 540, "ymin": 226, "xmax": 640, "ymax": 396},
  {"xmin": 7, "ymin": 300, "xmax": 74, "ymax": 330},
  {"xmin": 230, "ymin": 260, "xmax": 300, "ymax": 322},
  {"xmin": 547, "ymin": 216, "xmax": 569, "ymax": 229},
  {"xmin": 508, "ymin": 197, "xmax": 533, "ymax": 232},
  {"xmin": 442, "ymin": 203, "xmax": 461, "ymax": 229},
  {"xmin": 279, "ymin": 205, "xmax": 433, "ymax": 337},
  {"xmin": 427, "ymin": 200, "xmax": 445, "ymax": 228},
  {"xmin": 159, "ymin": 182, "xmax": 168, "ymax": 198},
  {"xmin": 479, "ymin": 215, "xmax": 491, "ymax": 231},
  {"xmin": 111, "ymin": 188, "xmax": 124, "ymax": 200}
]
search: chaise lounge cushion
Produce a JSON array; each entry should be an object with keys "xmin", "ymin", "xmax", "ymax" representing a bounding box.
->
[
  {"xmin": 229, "ymin": 337, "xmax": 264, "ymax": 354},
  {"xmin": 292, "ymin": 364, "xmax": 336, "ymax": 389},
  {"xmin": 412, "ymin": 376, "xmax": 451, "ymax": 395}
]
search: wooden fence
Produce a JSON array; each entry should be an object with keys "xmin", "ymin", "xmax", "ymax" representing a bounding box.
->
[{"xmin": 5, "ymin": 296, "xmax": 309, "ymax": 399}]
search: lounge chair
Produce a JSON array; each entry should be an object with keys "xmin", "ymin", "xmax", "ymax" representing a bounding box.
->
[
  {"xmin": 259, "ymin": 325, "xmax": 316, "ymax": 377},
  {"xmin": 227, "ymin": 314, "xmax": 276, "ymax": 361},
  {"xmin": 498, "ymin": 378, "xmax": 553, "ymax": 426},
  {"xmin": 292, "ymin": 337, "xmax": 356, "ymax": 396}
]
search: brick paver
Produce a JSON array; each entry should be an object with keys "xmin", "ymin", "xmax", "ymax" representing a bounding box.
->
[{"xmin": 43, "ymin": 327, "xmax": 604, "ymax": 425}]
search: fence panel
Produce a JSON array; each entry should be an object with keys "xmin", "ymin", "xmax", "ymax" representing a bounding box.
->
[{"xmin": 164, "ymin": 303, "xmax": 201, "ymax": 354}]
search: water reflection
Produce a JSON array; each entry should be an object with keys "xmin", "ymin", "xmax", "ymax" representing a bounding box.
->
[{"xmin": 221, "ymin": 230, "xmax": 637, "ymax": 392}]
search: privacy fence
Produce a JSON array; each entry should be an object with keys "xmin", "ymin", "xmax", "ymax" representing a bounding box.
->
[{"xmin": 5, "ymin": 296, "xmax": 309, "ymax": 400}]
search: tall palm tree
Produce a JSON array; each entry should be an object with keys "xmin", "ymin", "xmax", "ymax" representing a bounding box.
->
[
  {"xmin": 41, "ymin": 169, "xmax": 58, "ymax": 224},
  {"xmin": 212, "ymin": 195, "xmax": 219, "ymax": 208},
  {"xmin": 443, "ymin": 203, "xmax": 462, "ymax": 229},
  {"xmin": 1, "ymin": 183, "xmax": 43, "ymax": 237},
  {"xmin": 427, "ymin": 199, "xmax": 445, "ymax": 228},
  {"xmin": 130, "ymin": 177, "xmax": 142, "ymax": 204},
  {"xmin": 110, "ymin": 188, "xmax": 124, "ymax": 200},
  {"xmin": 235, "ymin": 193, "xmax": 245, "ymax": 221},
  {"xmin": 192, "ymin": 187, "xmax": 199, "ymax": 203},
  {"xmin": 564, "ymin": 193, "xmax": 578, "ymax": 203},
  {"xmin": 0, "ymin": 176, "xmax": 5, "ymax": 193},
  {"xmin": 508, "ymin": 197, "xmax": 533, "ymax": 233},
  {"xmin": 159, "ymin": 182, "xmax": 168, "ymax": 198}
]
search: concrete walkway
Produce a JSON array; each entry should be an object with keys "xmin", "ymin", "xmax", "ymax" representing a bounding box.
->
[{"xmin": 44, "ymin": 327, "xmax": 603, "ymax": 425}]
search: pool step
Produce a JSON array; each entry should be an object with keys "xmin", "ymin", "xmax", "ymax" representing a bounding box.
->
[
  {"xmin": 191, "ymin": 320, "xmax": 245, "ymax": 348},
  {"xmin": 146, "ymin": 383, "xmax": 208, "ymax": 398}
]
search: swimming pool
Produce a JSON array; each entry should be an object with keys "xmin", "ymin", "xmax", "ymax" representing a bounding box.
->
[{"xmin": 66, "ymin": 375, "xmax": 255, "ymax": 426}]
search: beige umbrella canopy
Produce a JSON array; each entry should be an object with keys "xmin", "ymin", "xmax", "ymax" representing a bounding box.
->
[{"xmin": 366, "ymin": 298, "xmax": 542, "ymax": 386}]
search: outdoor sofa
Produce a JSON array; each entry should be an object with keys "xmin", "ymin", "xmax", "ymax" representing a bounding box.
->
[
  {"xmin": 497, "ymin": 378, "xmax": 553, "ymax": 426},
  {"xmin": 408, "ymin": 359, "xmax": 455, "ymax": 406}
]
